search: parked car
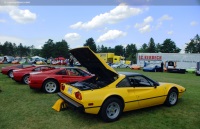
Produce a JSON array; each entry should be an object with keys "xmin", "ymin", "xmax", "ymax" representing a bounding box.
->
[
  {"xmin": 28, "ymin": 67, "xmax": 93, "ymax": 93},
  {"xmin": 143, "ymin": 64, "xmax": 162, "ymax": 72},
  {"xmin": 12, "ymin": 57, "xmax": 21, "ymax": 64},
  {"xmin": 53, "ymin": 47, "xmax": 186, "ymax": 122},
  {"xmin": 30, "ymin": 56, "xmax": 46, "ymax": 64},
  {"xmin": 130, "ymin": 64, "xmax": 141, "ymax": 70},
  {"xmin": 0, "ymin": 56, "xmax": 14, "ymax": 64},
  {"xmin": 111, "ymin": 63, "xmax": 130, "ymax": 68},
  {"xmin": 19, "ymin": 58, "xmax": 30, "ymax": 64},
  {"xmin": 13, "ymin": 65, "xmax": 55, "ymax": 84},
  {"xmin": 1, "ymin": 64, "xmax": 34, "ymax": 78}
]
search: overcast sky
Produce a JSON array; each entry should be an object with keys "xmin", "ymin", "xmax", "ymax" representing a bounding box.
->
[{"xmin": 0, "ymin": 0, "xmax": 199, "ymax": 53}]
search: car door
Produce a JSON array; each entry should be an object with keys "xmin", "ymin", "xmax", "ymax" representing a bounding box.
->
[
  {"xmin": 116, "ymin": 78, "xmax": 139, "ymax": 112},
  {"xmin": 129, "ymin": 75, "xmax": 165, "ymax": 109},
  {"xmin": 55, "ymin": 69, "xmax": 72, "ymax": 83}
]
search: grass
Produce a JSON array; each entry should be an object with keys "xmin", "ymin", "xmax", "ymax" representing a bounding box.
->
[{"xmin": 0, "ymin": 64, "xmax": 200, "ymax": 129}]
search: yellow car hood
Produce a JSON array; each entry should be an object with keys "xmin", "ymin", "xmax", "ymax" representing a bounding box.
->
[{"xmin": 70, "ymin": 47, "xmax": 118, "ymax": 80}]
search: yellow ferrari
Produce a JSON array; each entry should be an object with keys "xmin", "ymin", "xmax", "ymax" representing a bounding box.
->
[{"xmin": 53, "ymin": 47, "xmax": 186, "ymax": 122}]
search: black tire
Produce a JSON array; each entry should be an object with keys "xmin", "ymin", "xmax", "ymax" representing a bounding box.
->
[
  {"xmin": 22, "ymin": 74, "xmax": 30, "ymax": 84},
  {"xmin": 42, "ymin": 79, "xmax": 58, "ymax": 93},
  {"xmin": 100, "ymin": 98, "xmax": 123, "ymax": 122},
  {"xmin": 165, "ymin": 88, "xmax": 178, "ymax": 106},
  {"xmin": 8, "ymin": 70, "xmax": 13, "ymax": 78}
]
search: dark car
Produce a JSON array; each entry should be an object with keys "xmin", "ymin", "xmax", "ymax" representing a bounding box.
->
[{"xmin": 143, "ymin": 64, "xmax": 162, "ymax": 72}]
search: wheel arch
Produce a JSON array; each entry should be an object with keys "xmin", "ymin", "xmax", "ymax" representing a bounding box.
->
[
  {"xmin": 22, "ymin": 73, "xmax": 30, "ymax": 83},
  {"xmin": 167, "ymin": 86, "xmax": 179, "ymax": 95},
  {"xmin": 7, "ymin": 69, "xmax": 13, "ymax": 75},
  {"xmin": 42, "ymin": 78, "xmax": 60, "ymax": 88},
  {"xmin": 98, "ymin": 95, "xmax": 125, "ymax": 114}
]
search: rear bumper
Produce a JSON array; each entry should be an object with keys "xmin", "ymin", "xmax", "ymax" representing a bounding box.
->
[{"xmin": 57, "ymin": 92, "xmax": 84, "ymax": 111}]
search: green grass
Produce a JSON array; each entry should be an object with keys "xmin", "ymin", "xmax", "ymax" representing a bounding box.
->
[{"xmin": 0, "ymin": 65, "xmax": 200, "ymax": 129}]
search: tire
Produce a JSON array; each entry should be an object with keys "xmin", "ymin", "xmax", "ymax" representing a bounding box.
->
[
  {"xmin": 42, "ymin": 79, "xmax": 58, "ymax": 93},
  {"xmin": 100, "ymin": 98, "xmax": 123, "ymax": 122},
  {"xmin": 22, "ymin": 74, "xmax": 30, "ymax": 84},
  {"xmin": 8, "ymin": 70, "xmax": 13, "ymax": 78},
  {"xmin": 165, "ymin": 88, "xmax": 178, "ymax": 106}
]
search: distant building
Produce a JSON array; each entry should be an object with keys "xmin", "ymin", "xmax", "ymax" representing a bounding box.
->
[{"xmin": 137, "ymin": 53, "xmax": 200, "ymax": 69}]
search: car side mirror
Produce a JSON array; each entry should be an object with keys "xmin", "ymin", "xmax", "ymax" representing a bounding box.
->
[{"xmin": 154, "ymin": 82, "xmax": 159, "ymax": 88}]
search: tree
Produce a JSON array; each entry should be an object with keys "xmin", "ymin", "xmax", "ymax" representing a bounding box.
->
[
  {"xmin": 160, "ymin": 39, "xmax": 181, "ymax": 53},
  {"xmin": 0, "ymin": 43, "xmax": 2, "ymax": 55},
  {"xmin": 54, "ymin": 40, "xmax": 70, "ymax": 58},
  {"xmin": 185, "ymin": 40, "xmax": 196, "ymax": 53},
  {"xmin": 125, "ymin": 44, "xmax": 138, "ymax": 63},
  {"xmin": 17, "ymin": 43, "xmax": 24, "ymax": 57},
  {"xmin": 185, "ymin": 34, "xmax": 200, "ymax": 53},
  {"xmin": 155, "ymin": 43, "xmax": 162, "ymax": 53},
  {"xmin": 83, "ymin": 38, "xmax": 97, "ymax": 52},
  {"xmin": 114, "ymin": 45, "xmax": 124, "ymax": 56},
  {"xmin": 41, "ymin": 39, "xmax": 56, "ymax": 58},
  {"xmin": 147, "ymin": 38, "xmax": 156, "ymax": 53},
  {"xmin": 138, "ymin": 43, "xmax": 148, "ymax": 53}
]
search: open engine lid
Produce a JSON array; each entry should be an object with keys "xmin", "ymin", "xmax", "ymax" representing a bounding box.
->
[{"xmin": 69, "ymin": 47, "xmax": 118, "ymax": 81}]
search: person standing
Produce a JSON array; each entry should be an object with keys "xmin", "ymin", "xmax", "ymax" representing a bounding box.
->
[
  {"xmin": 161, "ymin": 61, "xmax": 164, "ymax": 72},
  {"xmin": 69, "ymin": 57, "xmax": 74, "ymax": 67}
]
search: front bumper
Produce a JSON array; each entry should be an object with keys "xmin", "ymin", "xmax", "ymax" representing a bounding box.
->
[{"xmin": 57, "ymin": 92, "xmax": 84, "ymax": 111}]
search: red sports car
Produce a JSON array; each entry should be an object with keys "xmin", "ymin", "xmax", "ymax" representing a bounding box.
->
[
  {"xmin": 28, "ymin": 67, "xmax": 93, "ymax": 93},
  {"xmin": 13, "ymin": 65, "xmax": 55, "ymax": 84},
  {"xmin": 1, "ymin": 64, "xmax": 34, "ymax": 78}
]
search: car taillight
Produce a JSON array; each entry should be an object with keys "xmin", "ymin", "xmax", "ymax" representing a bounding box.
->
[
  {"xmin": 75, "ymin": 91, "xmax": 82, "ymax": 100},
  {"xmin": 61, "ymin": 84, "xmax": 65, "ymax": 91}
]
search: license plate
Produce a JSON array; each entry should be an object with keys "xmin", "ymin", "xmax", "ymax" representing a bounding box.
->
[{"xmin": 67, "ymin": 87, "xmax": 72, "ymax": 95}]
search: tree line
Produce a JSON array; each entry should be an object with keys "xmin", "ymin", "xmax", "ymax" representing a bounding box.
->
[{"xmin": 0, "ymin": 34, "xmax": 199, "ymax": 63}]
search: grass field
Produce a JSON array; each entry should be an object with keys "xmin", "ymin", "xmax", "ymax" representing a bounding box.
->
[{"xmin": 0, "ymin": 64, "xmax": 200, "ymax": 129}]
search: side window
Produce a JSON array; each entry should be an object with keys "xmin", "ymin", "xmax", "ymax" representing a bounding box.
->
[
  {"xmin": 117, "ymin": 78, "xmax": 131, "ymax": 87},
  {"xmin": 33, "ymin": 67, "xmax": 41, "ymax": 71},
  {"xmin": 41, "ymin": 67, "xmax": 47, "ymax": 71},
  {"xmin": 67, "ymin": 69, "xmax": 80, "ymax": 76},
  {"xmin": 56, "ymin": 69, "xmax": 67, "ymax": 75},
  {"xmin": 128, "ymin": 76, "xmax": 153, "ymax": 87},
  {"xmin": 77, "ymin": 69, "xmax": 90, "ymax": 76}
]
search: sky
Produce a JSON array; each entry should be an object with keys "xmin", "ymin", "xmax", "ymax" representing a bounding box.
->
[{"xmin": 0, "ymin": 0, "xmax": 200, "ymax": 53}]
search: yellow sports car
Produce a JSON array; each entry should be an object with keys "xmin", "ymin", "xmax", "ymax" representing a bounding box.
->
[{"xmin": 53, "ymin": 47, "xmax": 186, "ymax": 122}]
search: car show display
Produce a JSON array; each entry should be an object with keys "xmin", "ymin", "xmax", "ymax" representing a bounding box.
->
[
  {"xmin": 1, "ymin": 64, "xmax": 34, "ymax": 78},
  {"xmin": 52, "ymin": 47, "xmax": 186, "ymax": 122},
  {"xmin": 12, "ymin": 65, "xmax": 55, "ymax": 84}
]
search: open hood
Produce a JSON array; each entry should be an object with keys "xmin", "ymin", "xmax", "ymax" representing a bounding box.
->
[{"xmin": 70, "ymin": 47, "xmax": 118, "ymax": 81}]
